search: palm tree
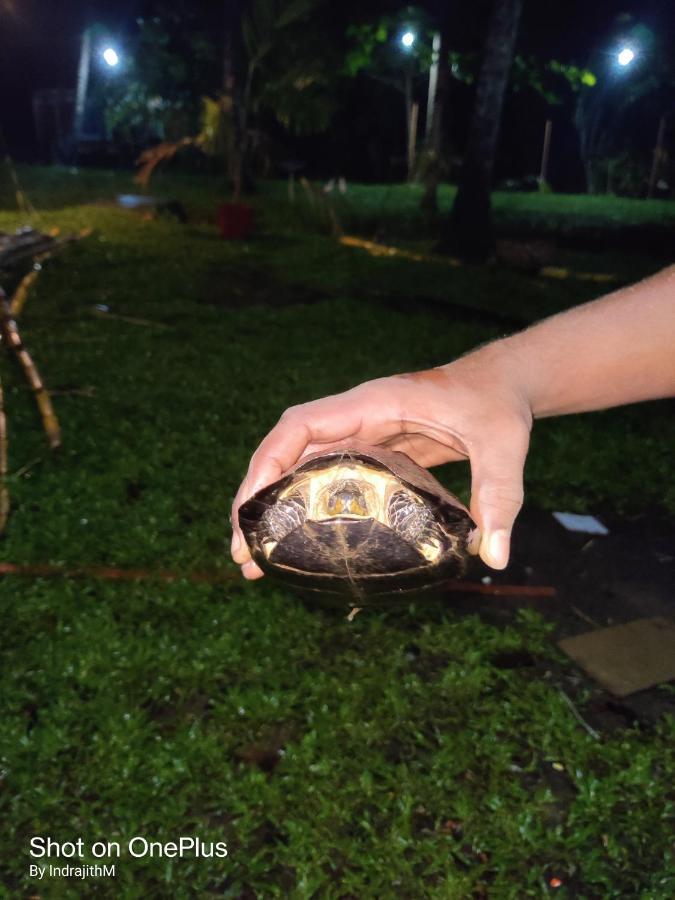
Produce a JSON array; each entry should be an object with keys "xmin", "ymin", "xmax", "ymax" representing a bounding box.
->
[{"xmin": 444, "ymin": 0, "xmax": 524, "ymax": 260}]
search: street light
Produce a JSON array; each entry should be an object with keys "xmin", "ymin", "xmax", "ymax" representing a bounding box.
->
[
  {"xmin": 616, "ymin": 47, "xmax": 635, "ymax": 67},
  {"xmin": 74, "ymin": 27, "xmax": 122, "ymax": 145},
  {"xmin": 102, "ymin": 47, "xmax": 120, "ymax": 68},
  {"xmin": 400, "ymin": 30, "xmax": 415, "ymax": 49}
]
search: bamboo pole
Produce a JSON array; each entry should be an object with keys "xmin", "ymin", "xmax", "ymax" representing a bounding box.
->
[
  {"xmin": 9, "ymin": 268, "xmax": 40, "ymax": 318},
  {"xmin": 0, "ymin": 289, "xmax": 61, "ymax": 449},
  {"xmin": 6, "ymin": 227, "xmax": 92, "ymax": 318}
]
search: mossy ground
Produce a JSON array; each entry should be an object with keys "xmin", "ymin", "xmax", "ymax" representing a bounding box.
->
[{"xmin": 0, "ymin": 167, "xmax": 673, "ymax": 897}]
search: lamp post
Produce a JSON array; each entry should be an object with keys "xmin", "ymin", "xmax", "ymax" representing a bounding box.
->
[
  {"xmin": 400, "ymin": 30, "xmax": 418, "ymax": 181},
  {"xmin": 73, "ymin": 26, "xmax": 122, "ymax": 143},
  {"xmin": 398, "ymin": 28, "xmax": 444, "ymax": 179},
  {"xmin": 73, "ymin": 27, "xmax": 93, "ymax": 142},
  {"xmin": 425, "ymin": 31, "xmax": 441, "ymax": 141}
]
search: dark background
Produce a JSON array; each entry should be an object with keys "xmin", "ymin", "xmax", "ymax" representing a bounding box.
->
[{"xmin": 1, "ymin": 0, "xmax": 673, "ymax": 190}]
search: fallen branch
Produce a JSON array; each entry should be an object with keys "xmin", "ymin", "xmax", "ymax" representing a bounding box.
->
[
  {"xmin": 90, "ymin": 307, "xmax": 170, "ymax": 329},
  {"xmin": 10, "ymin": 456, "xmax": 43, "ymax": 479},
  {"xmin": 0, "ymin": 226, "xmax": 92, "ymax": 271},
  {"xmin": 443, "ymin": 581, "xmax": 556, "ymax": 597},
  {"xmin": 0, "ymin": 562, "xmax": 228, "ymax": 583},
  {"xmin": 0, "ymin": 560, "xmax": 556, "ymax": 596},
  {"xmin": 558, "ymin": 688, "xmax": 601, "ymax": 741},
  {"xmin": 135, "ymin": 137, "xmax": 203, "ymax": 189}
]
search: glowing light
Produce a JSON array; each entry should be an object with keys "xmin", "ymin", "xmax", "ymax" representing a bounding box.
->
[
  {"xmin": 401, "ymin": 31, "xmax": 415, "ymax": 48},
  {"xmin": 617, "ymin": 47, "xmax": 635, "ymax": 67},
  {"xmin": 102, "ymin": 47, "xmax": 120, "ymax": 67}
]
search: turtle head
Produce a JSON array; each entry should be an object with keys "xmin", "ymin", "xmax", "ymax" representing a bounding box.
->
[{"xmin": 324, "ymin": 479, "xmax": 369, "ymax": 517}]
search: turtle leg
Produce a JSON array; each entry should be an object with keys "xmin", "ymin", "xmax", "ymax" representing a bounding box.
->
[
  {"xmin": 387, "ymin": 490, "xmax": 434, "ymax": 542},
  {"xmin": 387, "ymin": 490, "xmax": 443, "ymax": 562},
  {"xmin": 260, "ymin": 492, "xmax": 307, "ymax": 544}
]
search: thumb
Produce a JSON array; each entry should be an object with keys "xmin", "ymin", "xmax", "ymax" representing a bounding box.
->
[{"xmin": 469, "ymin": 434, "xmax": 529, "ymax": 570}]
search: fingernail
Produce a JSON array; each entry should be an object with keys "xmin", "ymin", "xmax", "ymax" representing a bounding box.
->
[
  {"xmin": 242, "ymin": 561, "xmax": 261, "ymax": 579},
  {"xmin": 468, "ymin": 527, "xmax": 481, "ymax": 555},
  {"xmin": 486, "ymin": 529, "xmax": 510, "ymax": 569}
]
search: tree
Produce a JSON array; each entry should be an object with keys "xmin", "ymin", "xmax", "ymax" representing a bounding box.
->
[
  {"xmin": 230, "ymin": 0, "xmax": 339, "ymax": 196},
  {"xmin": 104, "ymin": 4, "xmax": 221, "ymax": 146},
  {"xmin": 419, "ymin": 23, "xmax": 449, "ymax": 214},
  {"xmin": 575, "ymin": 23, "xmax": 675, "ymax": 194},
  {"xmin": 134, "ymin": 0, "xmax": 340, "ymax": 196},
  {"xmin": 445, "ymin": 0, "xmax": 524, "ymax": 260}
]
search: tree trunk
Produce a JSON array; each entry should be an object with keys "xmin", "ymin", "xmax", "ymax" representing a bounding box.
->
[
  {"xmin": 421, "ymin": 27, "xmax": 450, "ymax": 215},
  {"xmin": 444, "ymin": 0, "xmax": 524, "ymax": 260},
  {"xmin": 404, "ymin": 72, "xmax": 415, "ymax": 181},
  {"xmin": 222, "ymin": 0, "xmax": 244, "ymax": 200}
]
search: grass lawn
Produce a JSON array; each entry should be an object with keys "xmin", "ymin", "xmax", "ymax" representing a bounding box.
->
[{"xmin": 0, "ymin": 167, "xmax": 673, "ymax": 897}]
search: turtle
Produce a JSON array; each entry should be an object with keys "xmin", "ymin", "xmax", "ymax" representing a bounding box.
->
[{"xmin": 238, "ymin": 444, "xmax": 479, "ymax": 599}]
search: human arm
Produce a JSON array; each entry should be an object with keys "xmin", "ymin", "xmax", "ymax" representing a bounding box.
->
[{"xmin": 231, "ymin": 265, "xmax": 675, "ymax": 578}]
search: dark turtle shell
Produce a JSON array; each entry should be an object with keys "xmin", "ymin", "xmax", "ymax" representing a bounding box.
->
[{"xmin": 238, "ymin": 444, "xmax": 478, "ymax": 599}]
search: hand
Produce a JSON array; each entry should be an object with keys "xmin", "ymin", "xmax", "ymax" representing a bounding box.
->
[{"xmin": 230, "ymin": 340, "xmax": 533, "ymax": 578}]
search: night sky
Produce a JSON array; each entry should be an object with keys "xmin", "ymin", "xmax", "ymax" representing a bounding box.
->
[{"xmin": 1, "ymin": 0, "xmax": 673, "ymax": 165}]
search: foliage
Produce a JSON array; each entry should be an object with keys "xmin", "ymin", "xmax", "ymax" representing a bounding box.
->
[
  {"xmin": 511, "ymin": 57, "xmax": 596, "ymax": 104},
  {"xmin": 241, "ymin": 0, "xmax": 340, "ymax": 136},
  {"xmin": 128, "ymin": 0, "xmax": 342, "ymax": 190},
  {"xmin": 602, "ymin": 151, "xmax": 651, "ymax": 198},
  {"xmin": 344, "ymin": 12, "xmax": 595, "ymax": 107},
  {"xmin": 344, "ymin": 6, "xmax": 436, "ymax": 90},
  {"xmin": 104, "ymin": 9, "xmax": 220, "ymax": 145},
  {"xmin": 0, "ymin": 168, "xmax": 674, "ymax": 895},
  {"xmin": 447, "ymin": 54, "xmax": 596, "ymax": 101}
]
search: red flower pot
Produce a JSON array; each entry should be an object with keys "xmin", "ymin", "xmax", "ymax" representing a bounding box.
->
[{"xmin": 217, "ymin": 203, "xmax": 253, "ymax": 239}]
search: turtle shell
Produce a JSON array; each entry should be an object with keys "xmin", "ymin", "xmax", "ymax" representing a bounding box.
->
[{"xmin": 238, "ymin": 443, "xmax": 478, "ymax": 599}]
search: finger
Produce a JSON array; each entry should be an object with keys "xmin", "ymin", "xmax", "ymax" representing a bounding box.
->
[
  {"xmin": 242, "ymin": 560, "xmax": 264, "ymax": 579},
  {"xmin": 230, "ymin": 522, "xmax": 252, "ymax": 566},
  {"xmin": 238, "ymin": 384, "xmax": 397, "ymax": 500},
  {"xmin": 230, "ymin": 427, "xmax": 310, "ymax": 569},
  {"xmin": 230, "ymin": 389, "xmax": 374, "ymax": 570},
  {"xmin": 469, "ymin": 427, "xmax": 529, "ymax": 570}
]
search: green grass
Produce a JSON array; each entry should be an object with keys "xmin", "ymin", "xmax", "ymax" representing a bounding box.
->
[{"xmin": 0, "ymin": 168, "xmax": 673, "ymax": 897}]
